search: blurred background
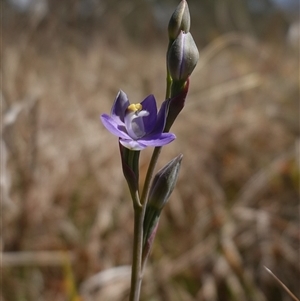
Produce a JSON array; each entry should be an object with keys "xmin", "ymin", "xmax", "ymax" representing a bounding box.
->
[{"xmin": 1, "ymin": 0, "xmax": 299, "ymax": 300}]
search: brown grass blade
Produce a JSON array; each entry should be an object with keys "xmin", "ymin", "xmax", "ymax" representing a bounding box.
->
[{"xmin": 264, "ymin": 266, "xmax": 300, "ymax": 301}]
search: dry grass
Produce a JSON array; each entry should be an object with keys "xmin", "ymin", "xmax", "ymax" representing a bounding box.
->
[{"xmin": 1, "ymin": 5, "xmax": 299, "ymax": 301}]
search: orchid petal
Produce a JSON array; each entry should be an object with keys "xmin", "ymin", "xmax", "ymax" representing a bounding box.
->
[
  {"xmin": 149, "ymin": 100, "xmax": 168, "ymax": 135},
  {"xmin": 101, "ymin": 114, "xmax": 131, "ymax": 139},
  {"xmin": 119, "ymin": 138, "xmax": 147, "ymax": 151},
  {"xmin": 140, "ymin": 95, "xmax": 157, "ymax": 134},
  {"xmin": 138, "ymin": 132, "xmax": 176, "ymax": 147},
  {"xmin": 111, "ymin": 90, "xmax": 130, "ymax": 124}
]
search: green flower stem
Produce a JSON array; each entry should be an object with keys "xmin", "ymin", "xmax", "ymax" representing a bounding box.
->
[
  {"xmin": 124, "ymin": 148, "xmax": 141, "ymax": 208},
  {"xmin": 129, "ymin": 34, "xmax": 185, "ymax": 301},
  {"xmin": 170, "ymin": 80, "xmax": 186, "ymax": 98},
  {"xmin": 129, "ymin": 205, "xmax": 144, "ymax": 301},
  {"xmin": 141, "ymin": 147, "xmax": 162, "ymax": 206},
  {"xmin": 129, "ymin": 145, "xmax": 161, "ymax": 301},
  {"xmin": 126, "ymin": 148, "xmax": 143, "ymax": 300},
  {"xmin": 127, "ymin": 150, "xmax": 140, "ymax": 182},
  {"xmin": 133, "ymin": 60, "xmax": 187, "ymax": 259},
  {"xmin": 129, "ymin": 146, "xmax": 162, "ymax": 301}
]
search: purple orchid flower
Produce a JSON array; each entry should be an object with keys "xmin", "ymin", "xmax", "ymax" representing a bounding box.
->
[{"xmin": 100, "ymin": 91, "xmax": 176, "ymax": 151}]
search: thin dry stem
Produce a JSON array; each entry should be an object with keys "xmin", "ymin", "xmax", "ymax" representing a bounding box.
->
[{"xmin": 264, "ymin": 267, "xmax": 300, "ymax": 301}]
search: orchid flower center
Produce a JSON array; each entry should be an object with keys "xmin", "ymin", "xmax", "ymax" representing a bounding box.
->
[
  {"xmin": 127, "ymin": 103, "xmax": 142, "ymax": 113},
  {"xmin": 125, "ymin": 103, "xmax": 149, "ymax": 140}
]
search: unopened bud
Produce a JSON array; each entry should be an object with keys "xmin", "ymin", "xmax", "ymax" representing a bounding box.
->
[
  {"xmin": 168, "ymin": 31, "xmax": 199, "ymax": 83},
  {"xmin": 143, "ymin": 154, "xmax": 183, "ymax": 257},
  {"xmin": 168, "ymin": 0, "xmax": 190, "ymax": 41},
  {"xmin": 148, "ymin": 154, "xmax": 183, "ymax": 211}
]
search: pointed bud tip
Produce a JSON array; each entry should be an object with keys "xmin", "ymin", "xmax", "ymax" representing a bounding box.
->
[{"xmin": 168, "ymin": 0, "xmax": 191, "ymax": 41}]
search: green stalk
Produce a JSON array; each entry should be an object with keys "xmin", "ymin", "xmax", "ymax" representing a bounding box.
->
[
  {"xmin": 129, "ymin": 38, "xmax": 176, "ymax": 301},
  {"xmin": 129, "ymin": 147, "xmax": 162, "ymax": 301},
  {"xmin": 170, "ymin": 79, "xmax": 185, "ymax": 98},
  {"xmin": 126, "ymin": 149, "xmax": 143, "ymax": 301},
  {"xmin": 141, "ymin": 147, "xmax": 162, "ymax": 206},
  {"xmin": 127, "ymin": 150, "xmax": 141, "ymax": 208},
  {"xmin": 129, "ymin": 204, "xmax": 144, "ymax": 301}
]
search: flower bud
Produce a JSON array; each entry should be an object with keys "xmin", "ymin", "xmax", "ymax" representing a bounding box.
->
[
  {"xmin": 168, "ymin": 0, "xmax": 190, "ymax": 41},
  {"xmin": 142, "ymin": 154, "xmax": 183, "ymax": 263},
  {"xmin": 167, "ymin": 31, "xmax": 199, "ymax": 83},
  {"xmin": 147, "ymin": 154, "xmax": 183, "ymax": 211},
  {"xmin": 143, "ymin": 154, "xmax": 183, "ymax": 240}
]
